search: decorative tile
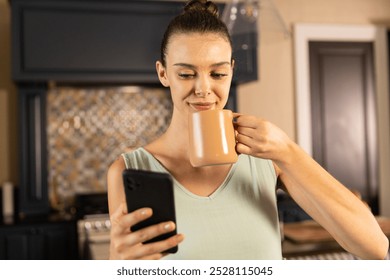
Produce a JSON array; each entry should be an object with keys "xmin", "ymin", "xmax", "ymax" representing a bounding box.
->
[{"xmin": 46, "ymin": 86, "xmax": 172, "ymax": 209}]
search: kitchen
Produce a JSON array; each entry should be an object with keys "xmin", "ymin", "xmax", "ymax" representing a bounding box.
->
[{"xmin": 1, "ymin": 0, "xmax": 390, "ymax": 261}]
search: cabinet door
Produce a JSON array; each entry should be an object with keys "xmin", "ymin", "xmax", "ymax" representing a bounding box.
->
[
  {"xmin": 28, "ymin": 231, "xmax": 45, "ymax": 259},
  {"xmin": 12, "ymin": 0, "xmax": 181, "ymax": 83},
  {"xmin": 45, "ymin": 224, "xmax": 77, "ymax": 260},
  {"xmin": 0, "ymin": 227, "xmax": 45, "ymax": 259},
  {"xmin": 0, "ymin": 221, "xmax": 78, "ymax": 260},
  {"xmin": 6, "ymin": 233, "xmax": 30, "ymax": 260},
  {"xmin": 0, "ymin": 235, "xmax": 4, "ymax": 259}
]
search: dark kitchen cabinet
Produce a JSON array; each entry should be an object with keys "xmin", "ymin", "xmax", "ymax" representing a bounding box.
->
[
  {"xmin": 0, "ymin": 219, "xmax": 78, "ymax": 260},
  {"xmin": 11, "ymin": 0, "xmax": 181, "ymax": 83},
  {"xmin": 11, "ymin": 0, "xmax": 258, "ymax": 84}
]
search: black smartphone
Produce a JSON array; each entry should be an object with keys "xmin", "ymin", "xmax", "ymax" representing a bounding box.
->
[{"xmin": 122, "ymin": 168, "xmax": 178, "ymax": 254}]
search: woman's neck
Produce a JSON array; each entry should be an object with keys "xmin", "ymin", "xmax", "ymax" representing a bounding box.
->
[
  {"xmin": 165, "ymin": 118, "xmax": 189, "ymax": 150},
  {"xmin": 149, "ymin": 110, "xmax": 191, "ymax": 157}
]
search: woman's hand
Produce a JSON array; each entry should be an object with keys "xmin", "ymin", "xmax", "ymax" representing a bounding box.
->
[
  {"xmin": 234, "ymin": 114, "xmax": 293, "ymax": 163},
  {"xmin": 109, "ymin": 203, "xmax": 184, "ymax": 260}
]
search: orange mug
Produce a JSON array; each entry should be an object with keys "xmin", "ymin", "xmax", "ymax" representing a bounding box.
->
[{"xmin": 188, "ymin": 109, "xmax": 238, "ymax": 167}]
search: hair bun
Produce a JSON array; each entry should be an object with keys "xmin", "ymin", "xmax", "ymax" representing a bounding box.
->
[{"xmin": 184, "ymin": 0, "xmax": 219, "ymax": 17}]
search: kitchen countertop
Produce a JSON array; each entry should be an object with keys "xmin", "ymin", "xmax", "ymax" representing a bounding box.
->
[{"xmin": 282, "ymin": 216, "xmax": 390, "ymax": 258}]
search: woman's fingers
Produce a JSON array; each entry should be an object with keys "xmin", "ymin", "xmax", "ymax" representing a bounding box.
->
[
  {"xmin": 234, "ymin": 115, "xmax": 287, "ymax": 159},
  {"xmin": 134, "ymin": 233, "xmax": 185, "ymax": 259},
  {"xmin": 236, "ymin": 133, "xmax": 253, "ymax": 148},
  {"xmin": 236, "ymin": 142, "xmax": 252, "ymax": 155},
  {"xmin": 110, "ymin": 206, "xmax": 153, "ymax": 235},
  {"xmin": 120, "ymin": 226, "xmax": 184, "ymax": 260},
  {"xmin": 236, "ymin": 126, "xmax": 258, "ymax": 138},
  {"xmin": 128, "ymin": 221, "xmax": 176, "ymax": 245},
  {"xmin": 234, "ymin": 114, "xmax": 260, "ymax": 128}
]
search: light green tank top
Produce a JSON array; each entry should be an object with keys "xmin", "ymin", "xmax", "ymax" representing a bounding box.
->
[{"xmin": 121, "ymin": 148, "xmax": 282, "ymax": 260}]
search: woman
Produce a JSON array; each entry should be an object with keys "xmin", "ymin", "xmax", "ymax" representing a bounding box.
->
[{"xmin": 107, "ymin": 0, "xmax": 388, "ymax": 260}]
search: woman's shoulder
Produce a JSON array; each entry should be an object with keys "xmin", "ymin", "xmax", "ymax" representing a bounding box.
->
[
  {"xmin": 107, "ymin": 148, "xmax": 148, "ymax": 190},
  {"xmin": 108, "ymin": 147, "xmax": 144, "ymax": 177},
  {"xmin": 120, "ymin": 147, "xmax": 158, "ymax": 170},
  {"xmin": 107, "ymin": 154, "xmax": 127, "ymax": 179}
]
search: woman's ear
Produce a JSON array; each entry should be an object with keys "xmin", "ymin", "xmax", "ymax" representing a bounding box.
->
[{"xmin": 156, "ymin": 61, "xmax": 169, "ymax": 87}]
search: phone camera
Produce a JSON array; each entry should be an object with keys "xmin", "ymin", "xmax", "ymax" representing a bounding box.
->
[{"xmin": 126, "ymin": 177, "xmax": 138, "ymax": 190}]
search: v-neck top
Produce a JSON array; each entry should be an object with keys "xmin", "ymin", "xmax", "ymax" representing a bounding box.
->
[{"xmin": 121, "ymin": 147, "xmax": 282, "ymax": 260}]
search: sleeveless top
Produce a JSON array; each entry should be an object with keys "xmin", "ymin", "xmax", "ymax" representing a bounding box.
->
[{"xmin": 121, "ymin": 148, "xmax": 282, "ymax": 260}]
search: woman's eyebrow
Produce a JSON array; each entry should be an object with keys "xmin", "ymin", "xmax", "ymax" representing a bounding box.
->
[
  {"xmin": 211, "ymin": 62, "xmax": 231, "ymax": 67},
  {"xmin": 173, "ymin": 63, "xmax": 196, "ymax": 69},
  {"xmin": 173, "ymin": 62, "xmax": 231, "ymax": 68}
]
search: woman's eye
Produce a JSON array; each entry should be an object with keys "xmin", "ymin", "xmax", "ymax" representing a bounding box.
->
[
  {"xmin": 211, "ymin": 73, "xmax": 228, "ymax": 79},
  {"xmin": 178, "ymin": 73, "xmax": 195, "ymax": 79}
]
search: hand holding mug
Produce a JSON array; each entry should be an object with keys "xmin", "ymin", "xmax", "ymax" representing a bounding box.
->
[{"xmin": 234, "ymin": 114, "xmax": 293, "ymax": 162}]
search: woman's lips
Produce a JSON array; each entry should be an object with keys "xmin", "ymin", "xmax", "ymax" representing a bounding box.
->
[{"xmin": 189, "ymin": 102, "xmax": 215, "ymax": 111}]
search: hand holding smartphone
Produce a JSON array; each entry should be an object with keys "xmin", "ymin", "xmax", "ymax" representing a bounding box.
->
[{"xmin": 122, "ymin": 169, "xmax": 178, "ymax": 254}]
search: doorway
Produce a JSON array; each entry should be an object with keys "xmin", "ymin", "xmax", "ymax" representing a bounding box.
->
[
  {"xmin": 294, "ymin": 24, "xmax": 390, "ymax": 216},
  {"xmin": 309, "ymin": 41, "xmax": 378, "ymax": 212}
]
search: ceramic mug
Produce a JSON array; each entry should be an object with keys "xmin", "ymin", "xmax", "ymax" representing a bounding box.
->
[{"xmin": 188, "ymin": 109, "xmax": 238, "ymax": 167}]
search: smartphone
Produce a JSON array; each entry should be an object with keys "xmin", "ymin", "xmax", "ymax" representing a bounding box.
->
[{"xmin": 122, "ymin": 168, "xmax": 178, "ymax": 254}]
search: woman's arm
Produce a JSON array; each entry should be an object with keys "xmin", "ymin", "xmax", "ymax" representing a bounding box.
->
[
  {"xmin": 235, "ymin": 114, "xmax": 389, "ymax": 259},
  {"xmin": 275, "ymin": 144, "xmax": 388, "ymax": 259}
]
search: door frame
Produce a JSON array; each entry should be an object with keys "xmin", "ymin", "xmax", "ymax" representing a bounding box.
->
[{"xmin": 293, "ymin": 23, "xmax": 390, "ymax": 216}]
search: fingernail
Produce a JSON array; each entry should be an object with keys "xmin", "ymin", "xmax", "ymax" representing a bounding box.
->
[
  {"xmin": 164, "ymin": 223, "xmax": 171, "ymax": 230},
  {"xmin": 177, "ymin": 234, "xmax": 185, "ymax": 241}
]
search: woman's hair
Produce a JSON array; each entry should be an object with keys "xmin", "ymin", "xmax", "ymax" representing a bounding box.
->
[{"xmin": 160, "ymin": 0, "xmax": 233, "ymax": 66}]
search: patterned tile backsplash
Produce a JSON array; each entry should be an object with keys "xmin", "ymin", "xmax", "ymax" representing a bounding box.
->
[{"xmin": 46, "ymin": 86, "xmax": 172, "ymax": 210}]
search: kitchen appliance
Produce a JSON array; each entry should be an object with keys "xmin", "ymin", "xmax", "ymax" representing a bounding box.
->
[{"xmin": 75, "ymin": 193, "xmax": 111, "ymax": 260}]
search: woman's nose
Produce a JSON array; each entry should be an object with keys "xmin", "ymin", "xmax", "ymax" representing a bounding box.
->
[
  {"xmin": 194, "ymin": 89, "xmax": 208, "ymax": 97},
  {"xmin": 194, "ymin": 75, "xmax": 211, "ymax": 97}
]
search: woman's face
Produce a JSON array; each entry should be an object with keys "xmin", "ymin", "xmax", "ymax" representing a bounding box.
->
[{"xmin": 157, "ymin": 32, "xmax": 233, "ymax": 116}]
